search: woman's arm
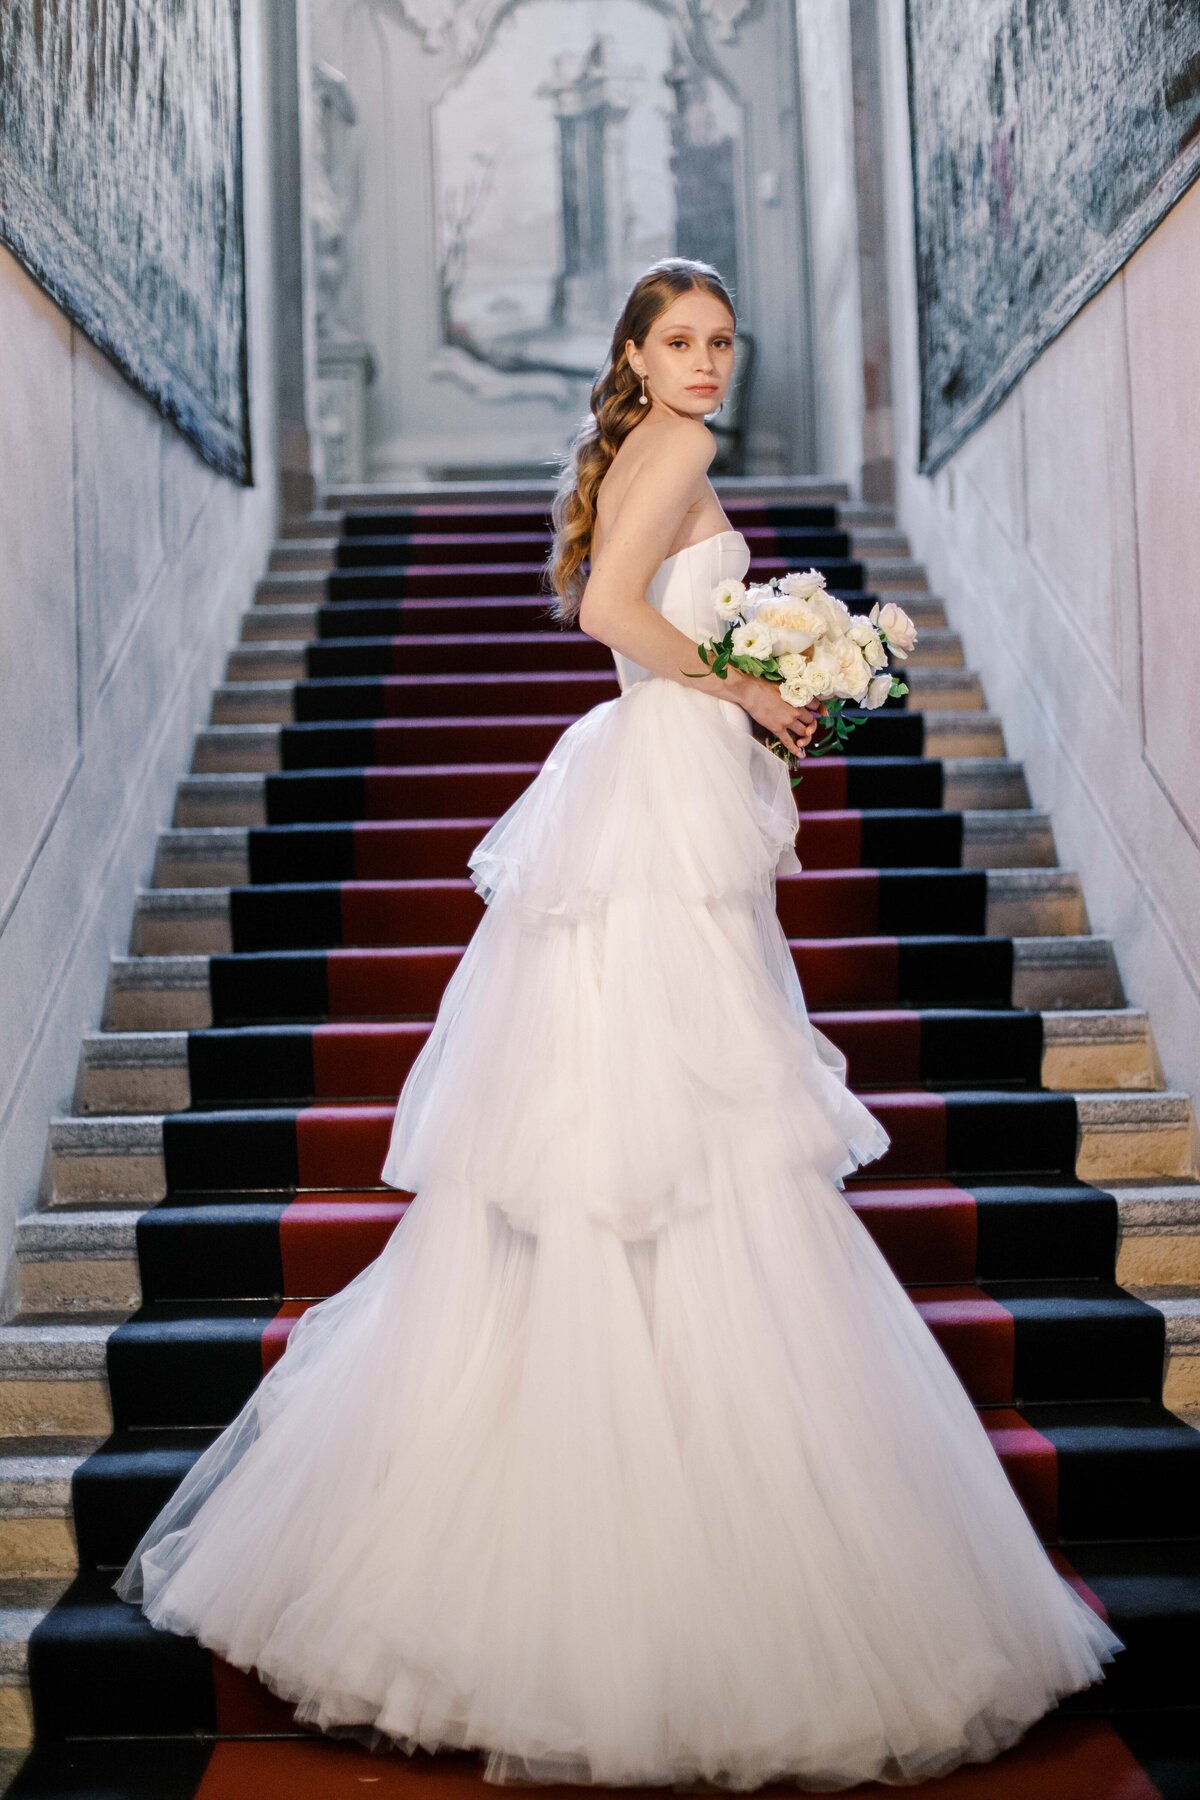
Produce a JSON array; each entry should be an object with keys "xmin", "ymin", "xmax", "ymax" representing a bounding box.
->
[{"xmin": 577, "ymin": 421, "xmax": 819, "ymax": 756}]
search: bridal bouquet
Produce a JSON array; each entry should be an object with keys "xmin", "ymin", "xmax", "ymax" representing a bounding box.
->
[{"xmin": 687, "ymin": 569, "xmax": 917, "ymax": 785}]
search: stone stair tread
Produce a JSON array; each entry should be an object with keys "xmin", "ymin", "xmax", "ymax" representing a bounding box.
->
[
  {"xmin": 0, "ymin": 1578, "xmax": 74, "ymax": 1661},
  {"xmin": 0, "ymin": 1440, "xmax": 105, "ymax": 1511},
  {"xmin": 0, "ymin": 1323, "xmax": 117, "ymax": 1374},
  {"xmin": 16, "ymin": 1211, "xmax": 138, "ymax": 1252}
]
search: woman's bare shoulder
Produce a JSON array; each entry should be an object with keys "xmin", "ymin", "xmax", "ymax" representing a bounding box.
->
[
  {"xmin": 626, "ymin": 412, "xmax": 716, "ymax": 475},
  {"xmin": 599, "ymin": 416, "xmax": 714, "ymax": 519}
]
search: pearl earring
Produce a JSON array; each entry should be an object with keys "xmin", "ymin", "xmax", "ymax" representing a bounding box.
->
[{"xmin": 638, "ymin": 373, "xmax": 648, "ymax": 406}]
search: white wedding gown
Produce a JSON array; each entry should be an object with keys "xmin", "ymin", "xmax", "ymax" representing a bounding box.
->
[{"xmin": 116, "ymin": 529, "xmax": 1123, "ymax": 1790}]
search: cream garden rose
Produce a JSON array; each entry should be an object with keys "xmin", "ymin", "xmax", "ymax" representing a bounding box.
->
[
  {"xmin": 827, "ymin": 639, "xmax": 873, "ymax": 701},
  {"xmin": 847, "ymin": 618, "xmax": 888, "ymax": 670},
  {"xmin": 749, "ymin": 600, "xmax": 824, "ymax": 654},
  {"xmin": 776, "ymin": 649, "xmax": 810, "ymax": 679},
  {"xmin": 779, "ymin": 671, "xmax": 819, "ymax": 708},
  {"xmin": 780, "ymin": 568, "xmax": 826, "ymax": 601},
  {"xmin": 870, "ymin": 601, "xmax": 918, "ymax": 660}
]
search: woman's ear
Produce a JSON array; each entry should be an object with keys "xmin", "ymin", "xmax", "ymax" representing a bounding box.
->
[{"xmin": 624, "ymin": 338, "xmax": 642, "ymax": 378}]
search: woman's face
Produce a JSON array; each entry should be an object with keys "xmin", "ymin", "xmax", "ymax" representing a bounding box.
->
[{"xmin": 625, "ymin": 288, "xmax": 736, "ymax": 421}]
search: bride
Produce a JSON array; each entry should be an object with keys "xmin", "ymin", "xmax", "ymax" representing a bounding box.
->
[{"xmin": 115, "ymin": 256, "xmax": 1123, "ymax": 1790}]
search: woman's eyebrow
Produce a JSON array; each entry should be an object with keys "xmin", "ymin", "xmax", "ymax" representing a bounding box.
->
[{"xmin": 656, "ymin": 323, "xmax": 734, "ymax": 336}]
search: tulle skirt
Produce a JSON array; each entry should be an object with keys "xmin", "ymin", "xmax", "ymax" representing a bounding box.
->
[{"xmin": 115, "ymin": 676, "xmax": 1123, "ymax": 1789}]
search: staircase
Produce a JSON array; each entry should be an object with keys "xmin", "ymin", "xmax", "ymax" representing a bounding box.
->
[{"xmin": 1, "ymin": 479, "xmax": 1198, "ymax": 1797}]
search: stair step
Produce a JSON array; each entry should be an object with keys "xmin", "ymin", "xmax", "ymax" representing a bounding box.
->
[
  {"xmin": 210, "ymin": 668, "xmax": 986, "ymax": 724},
  {"xmin": 75, "ymin": 1008, "xmax": 1158, "ymax": 1117},
  {"xmin": 239, "ymin": 600, "xmax": 961, "ymax": 658},
  {"xmin": 0, "ymin": 1579, "xmax": 72, "ymax": 1751},
  {"xmin": 128, "ymin": 870, "xmax": 1088, "ymax": 957},
  {"xmin": 0, "ymin": 1287, "xmax": 1178, "ymax": 1433},
  {"xmin": 191, "ymin": 714, "xmax": 1010, "ymax": 774},
  {"xmin": 0, "ymin": 1290, "xmax": 1191, "ymax": 1442},
  {"xmin": 3, "ymin": 1705, "xmax": 1200, "ymax": 1790},
  {"xmin": 0, "ymin": 1399, "xmax": 1195, "ymax": 1595},
  {"xmin": 266, "ymin": 541, "xmax": 335, "ymax": 573},
  {"xmin": 0, "ymin": 1443, "xmax": 103, "ymax": 1582},
  {"xmin": 0, "ymin": 1319, "xmax": 116, "ymax": 1438},
  {"xmin": 102, "ymin": 934, "xmax": 1124, "ymax": 1034},
  {"xmin": 16, "ymin": 1214, "xmax": 140, "ymax": 1315},
  {"xmin": 15, "ymin": 1184, "xmax": 1200, "ymax": 1323},
  {"xmin": 237, "ymin": 608, "xmax": 964, "ymax": 666},
  {"xmin": 1042, "ymin": 1011, "xmax": 1160, "ymax": 1091},
  {"xmin": 150, "ymin": 811, "xmax": 1057, "ymax": 888},
  {"xmin": 10, "ymin": 1549, "xmax": 1190, "ymax": 1747},
  {"xmin": 41, "ymin": 1090, "xmax": 1197, "ymax": 1209},
  {"xmin": 173, "ymin": 758, "xmax": 1032, "ymax": 827}
]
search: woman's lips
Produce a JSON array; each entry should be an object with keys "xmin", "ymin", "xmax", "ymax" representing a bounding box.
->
[{"xmin": 686, "ymin": 385, "xmax": 718, "ymax": 393}]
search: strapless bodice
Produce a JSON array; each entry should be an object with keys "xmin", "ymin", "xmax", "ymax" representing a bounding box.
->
[{"xmin": 612, "ymin": 528, "xmax": 751, "ymax": 694}]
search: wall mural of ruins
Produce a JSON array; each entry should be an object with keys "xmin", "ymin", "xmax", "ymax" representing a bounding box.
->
[
  {"xmin": 309, "ymin": 0, "xmax": 806, "ymax": 477},
  {"xmin": 433, "ymin": 2, "xmax": 742, "ymax": 380}
]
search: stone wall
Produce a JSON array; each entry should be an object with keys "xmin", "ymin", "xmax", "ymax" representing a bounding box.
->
[
  {"xmin": 875, "ymin": 0, "xmax": 1200, "ymax": 1101},
  {"xmin": 0, "ymin": 0, "xmax": 281, "ymax": 1302}
]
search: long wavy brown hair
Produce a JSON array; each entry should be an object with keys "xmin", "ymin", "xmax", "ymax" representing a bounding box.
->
[{"xmin": 543, "ymin": 257, "xmax": 736, "ymax": 625}]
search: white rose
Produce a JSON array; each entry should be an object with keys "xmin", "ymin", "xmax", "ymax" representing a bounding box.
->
[
  {"xmin": 776, "ymin": 649, "xmax": 810, "ymax": 679},
  {"xmin": 863, "ymin": 673, "xmax": 892, "ymax": 710},
  {"xmin": 779, "ymin": 671, "xmax": 818, "ymax": 708},
  {"xmin": 751, "ymin": 600, "xmax": 824, "ymax": 654},
  {"xmin": 828, "ymin": 639, "xmax": 872, "ymax": 701},
  {"xmin": 730, "ymin": 621, "xmax": 773, "ymax": 660},
  {"xmin": 869, "ymin": 601, "xmax": 918, "ymax": 660},
  {"xmin": 712, "ymin": 579, "xmax": 747, "ymax": 623},
  {"xmin": 742, "ymin": 583, "xmax": 778, "ymax": 612},
  {"xmin": 781, "ymin": 568, "xmax": 826, "ymax": 601},
  {"xmin": 802, "ymin": 645, "xmax": 840, "ymax": 699},
  {"xmin": 809, "ymin": 588, "xmax": 854, "ymax": 639},
  {"xmin": 848, "ymin": 618, "xmax": 888, "ymax": 670}
]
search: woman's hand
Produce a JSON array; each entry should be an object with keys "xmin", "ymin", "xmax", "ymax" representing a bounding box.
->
[{"xmin": 727, "ymin": 669, "xmax": 822, "ymax": 757}]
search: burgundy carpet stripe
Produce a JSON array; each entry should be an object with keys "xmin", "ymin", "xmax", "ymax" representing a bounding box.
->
[
  {"xmin": 775, "ymin": 870, "xmax": 881, "ymax": 936},
  {"xmin": 293, "ymin": 671, "xmax": 621, "ymax": 721},
  {"xmin": 792, "ymin": 936, "xmax": 901, "ymax": 1007},
  {"xmin": 325, "ymin": 947, "xmax": 463, "ymax": 1015},
  {"xmin": 848, "ymin": 1180, "xmax": 978, "ymax": 1281},
  {"xmin": 310, "ymin": 1021, "xmax": 429, "ymax": 1093},
  {"xmin": 912, "ymin": 1285, "xmax": 1017, "ymax": 1403},
  {"xmin": 279, "ymin": 1197, "xmax": 410, "ymax": 1297},
  {"xmin": 984, "ymin": 1410, "xmax": 1060, "ymax": 1540},
  {"xmin": 864, "ymin": 1092, "xmax": 948, "ymax": 1175},
  {"xmin": 338, "ymin": 880, "xmax": 484, "ymax": 947},
  {"xmin": 818, "ymin": 1008, "xmax": 923, "ymax": 1084}
]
